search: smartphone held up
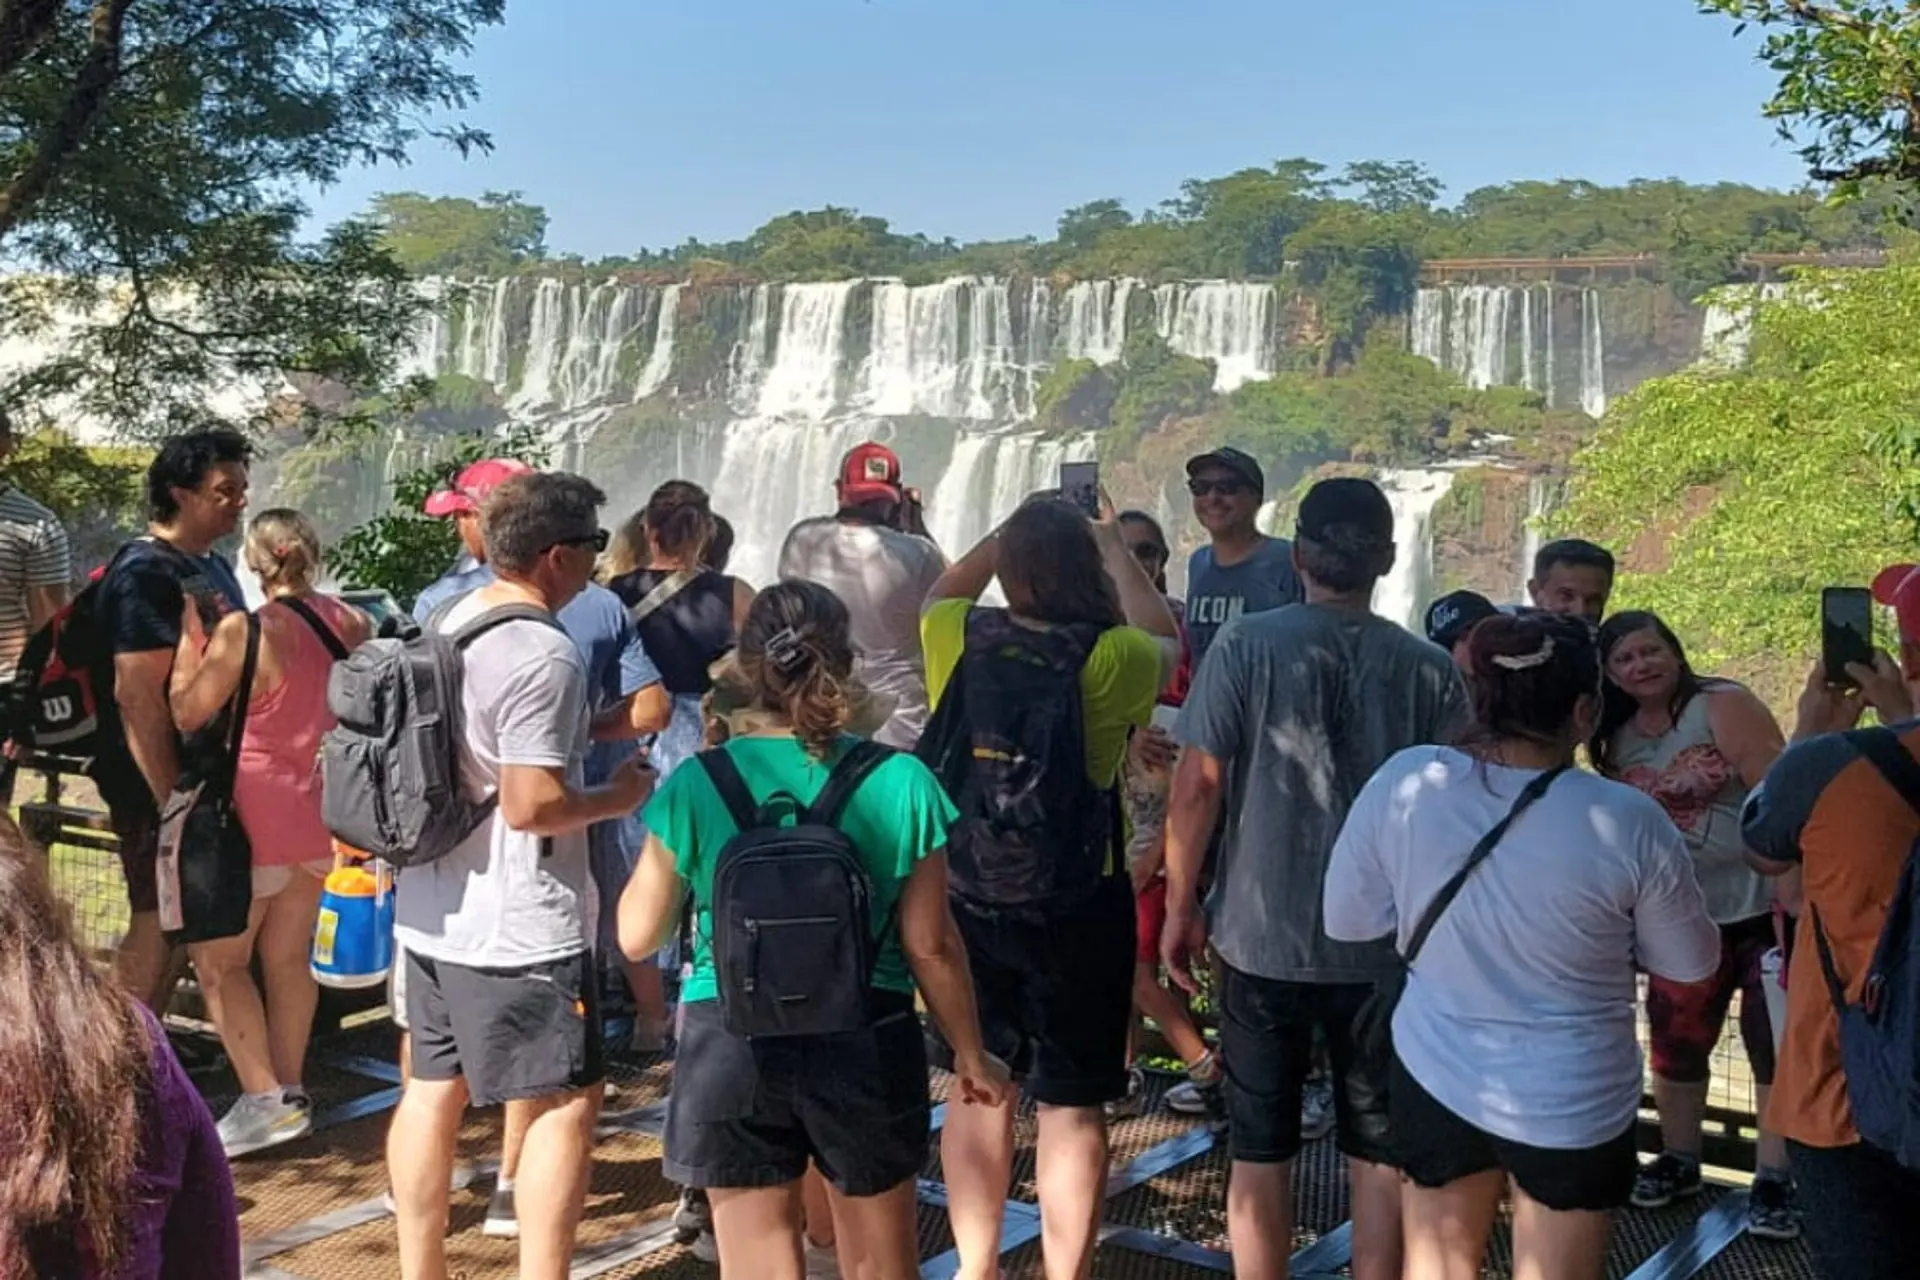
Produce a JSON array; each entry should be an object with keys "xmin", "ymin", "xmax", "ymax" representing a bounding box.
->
[
  {"xmin": 1059, "ymin": 460, "xmax": 1100, "ymax": 519},
  {"xmin": 1820, "ymin": 586, "xmax": 1874, "ymax": 689}
]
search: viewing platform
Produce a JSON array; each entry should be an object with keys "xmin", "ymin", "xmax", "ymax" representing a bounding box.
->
[
  {"xmin": 16, "ymin": 759, "xmax": 1823, "ymax": 1280},
  {"xmin": 1419, "ymin": 250, "xmax": 1888, "ymax": 285}
]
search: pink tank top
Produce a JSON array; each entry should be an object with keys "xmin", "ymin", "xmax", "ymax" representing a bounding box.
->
[{"xmin": 233, "ymin": 594, "xmax": 355, "ymax": 867}]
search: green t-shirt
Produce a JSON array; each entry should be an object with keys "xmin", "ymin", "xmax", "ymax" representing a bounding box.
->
[{"xmin": 642, "ymin": 733, "xmax": 959, "ymax": 1005}]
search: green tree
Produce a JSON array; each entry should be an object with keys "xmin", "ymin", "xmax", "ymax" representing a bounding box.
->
[
  {"xmin": 1340, "ymin": 160, "xmax": 1443, "ymax": 213},
  {"xmin": 1703, "ymin": 1, "xmax": 1920, "ymax": 192},
  {"xmin": 329, "ymin": 424, "xmax": 549, "ymax": 607},
  {"xmin": 1287, "ymin": 208, "xmax": 1424, "ymax": 367},
  {"xmin": 1556, "ymin": 258, "xmax": 1920, "ymax": 694},
  {"xmin": 1, "ymin": 429, "xmax": 147, "ymax": 575},
  {"xmin": 1106, "ymin": 332, "xmax": 1215, "ymax": 457},
  {"xmin": 0, "ymin": 1, "xmax": 504, "ymax": 439},
  {"xmin": 1057, "ymin": 199, "xmax": 1134, "ymax": 253},
  {"xmin": 373, "ymin": 191, "xmax": 549, "ymax": 276}
]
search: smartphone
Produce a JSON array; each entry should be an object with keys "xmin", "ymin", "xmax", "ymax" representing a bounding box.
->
[
  {"xmin": 1059, "ymin": 460, "xmax": 1100, "ymax": 518},
  {"xmin": 1821, "ymin": 586, "xmax": 1874, "ymax": 687}
]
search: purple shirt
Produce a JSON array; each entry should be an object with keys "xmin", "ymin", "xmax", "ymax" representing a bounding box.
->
[{"xmin": 35, "ymin": 1005, "xmax": 241, "ymax": 1280}]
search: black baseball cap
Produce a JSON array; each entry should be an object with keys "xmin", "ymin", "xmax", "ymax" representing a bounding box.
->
[
  {"xmin": 1425, "ymin": 590, "xmax": 1500, "ymax": 649},
  {"xmin": 1185, "ymin": 447, "xmax": 1265, "ymax": 495},
  {"xmin": 1296, "ymin": 476, "xmax": 1393, "ymax": 550}
]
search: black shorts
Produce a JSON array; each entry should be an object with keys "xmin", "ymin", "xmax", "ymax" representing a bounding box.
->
[
  {"xmin": 933, "ymin": 878, "xmax": 1134, "ymax": 1107},
  {"xmin": 1391, "ymin": 1056, "xmax": 1635, "ymax": 1213},
  {"xmin": 664, "ymin": 994, "xmax": 929, "ymax": 1197},
  {"xmin": 1219, "ymin": 966, "xmax": 1390, "ymax": 1165},
  {"xmin": 405, "ymin": 950, "xmax": 605, "ymax": 1108}
]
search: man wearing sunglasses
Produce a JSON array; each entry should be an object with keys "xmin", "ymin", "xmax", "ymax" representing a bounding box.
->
[
  {"xmin": 1183, "ymin": 448, "xmax": 1302, "ymax": 673},
  {"xmin": 390, "ymin": 472, "xmax": 657, "ymax": 1280}
]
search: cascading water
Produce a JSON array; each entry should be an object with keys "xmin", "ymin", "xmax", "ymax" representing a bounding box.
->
[
  {"xmin": 1373, "ymin": 467, "xmax": 1459, "ymax": 632},
  {"xmin": 1409, "ymin": 284, "xmax": 1606, "ymax": 416},
  {"xmin": 1514, "ymin": 473, "xmax": 1551, "ymax": 601},
  {"xmin": 1155, "ymin": 282, "xmax": 1276, "ymax": 391},
  {"xmin": 1698, "ymin": 282, "xmax": 1788, "ymax": 368}
]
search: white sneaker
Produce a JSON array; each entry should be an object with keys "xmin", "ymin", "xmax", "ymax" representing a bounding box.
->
[
  {"xmin": 805, "ymin": 1240, "xmax": 840, "ymax": 1277},
  {"xmin": 217, "ymin": 1092, "xmax": 312, "ymax": 1158},
  {"xmin": 690, "ymin": 1229, "xmax": 718, "ymax": 1263}
]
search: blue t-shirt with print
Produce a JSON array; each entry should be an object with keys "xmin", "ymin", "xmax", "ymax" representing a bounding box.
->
[{"xmin": 1184, "ymin": 536, "xmax": 1303, "ymax": 672}]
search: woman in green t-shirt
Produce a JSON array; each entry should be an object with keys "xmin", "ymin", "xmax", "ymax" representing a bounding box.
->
[{"xmin": 618, "ymin": 579, "xmax": 1007, "ymax": 1280}]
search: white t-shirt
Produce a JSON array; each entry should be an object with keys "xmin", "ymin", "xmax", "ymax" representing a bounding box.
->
[
  {"xmin": 394, "ymin": 593, "xmax": 596, "ymax": 968},
  {"xmin": 1324, "ymin": 745, "xmax": 1720, "ymax": 1149},
  {"xmin": 777, "ymin": 517, "xmax": 946, "ymax": 749}
]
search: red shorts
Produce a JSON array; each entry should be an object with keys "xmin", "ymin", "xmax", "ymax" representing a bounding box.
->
[{"xmin": 1134, "ymin": 876, "xmax": 1167, "ymax": 964}]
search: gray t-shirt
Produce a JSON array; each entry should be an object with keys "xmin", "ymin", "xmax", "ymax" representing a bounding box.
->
[
  {"xmin": 1185, "ymin": 536, "xmax": 1303, "ymax": 671},
  {"xmin": 778, "ymin": 517, "xmax": 946, "ymax": 749},
  {"xmin": 395, "ymin": 592, "xmax": 596, "ymax": 968},
  {"xmin": 1177, "ymin": 603, "xmax": 1471, "ymax": 983}
]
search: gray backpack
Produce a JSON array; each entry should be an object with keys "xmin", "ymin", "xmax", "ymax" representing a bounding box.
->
[{"xmin": 320, "ymin": 604, "xmax": 563, "ymax": 867}]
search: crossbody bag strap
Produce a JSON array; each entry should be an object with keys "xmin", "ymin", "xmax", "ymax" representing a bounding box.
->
[
  {"xmin": 629, "ymin": 570, "xmax": 696, "ymax": 626},
  {"xmin": 1402, "ymin": 763, "xmax": 1567, "ymax": 967},
  {"xmin": 277, "ymin": 595, "xmax": 351, "ymax": 661},
  {"xmin": 220, "ymin": 614, "xmax": 261, "ymax": 786}
]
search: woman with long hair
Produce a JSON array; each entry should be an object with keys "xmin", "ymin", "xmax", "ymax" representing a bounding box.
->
[
  {"xmin": 170, "ymin": 509, "xmax": 372, "ymax": 1157},
  {"xmin": 1590, "ymin": 610, "xmax": 1800, "ymax": 1236},
  {"xmin": 0, "ymin": 817, "xmax": 241, "ymax": 1279},
  {"xmin": 921, "ymin": 495, "xmax": 1180, "ymax": 1280},
  {"xmin": 617, "ymin": 580, "xmax": 1007, "ymax": 1279},
  {"xmin": 607, "ymin": 481, "xmax": 753, "ymax": 783},
  {"xmin": 1325, "ymin": 613, "xmax": 1719, "ymax": 1280}
]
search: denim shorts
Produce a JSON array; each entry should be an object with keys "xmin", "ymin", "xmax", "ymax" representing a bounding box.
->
[{"xmin": 663, "ymin": 992, "xmax": 929, "ymax": 1197}]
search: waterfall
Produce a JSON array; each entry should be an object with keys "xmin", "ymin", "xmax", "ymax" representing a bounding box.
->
[
  {"xmin": 1409, "ymin": 284, "xmax": 1608, "ymax": 414},
  {"xmin": 1155, "ymin": 282, "xmax": 1276, "ymax": 391},
  {"xmin": 1698, "ymin": 282, "xmax": 1788, "ymax": 368},
  {"xmin": 1373, "ymin": 467, "xmax": 1459, "ymax": 632},
  {"xmin": 757, "ymin": 281, "xmax": 858, "ymax": 420},
  {"xmin": 633, "ymin": 284, "xmax": 680, "ymax": 401},
  {"xmin": 1061, "ymin": 279, "xmax": 1136, "ymax": 364},
  {"xmin": 1580, "ymin": 290, "xmax": 1607, "ymax": 418},
  {"xmin": 729, "ymin": 283, "xmax": 775, "ymax": 409},
  {"xmin": 1514, "ymin": 473, "xmax": 1550, "ymax": 601}
]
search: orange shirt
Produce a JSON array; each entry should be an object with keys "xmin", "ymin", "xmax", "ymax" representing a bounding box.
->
[{"xmin": 1741, "ymin": 724, "xmax": 1920, "ymax": 1148}]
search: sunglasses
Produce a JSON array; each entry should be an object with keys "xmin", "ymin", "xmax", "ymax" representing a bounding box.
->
[
  {"xmin": 551, "ymin": 528, "xmax": 609, "ymax": 554},
  {"xmin": 1187, "ymin": 477, "xmax": 1254, "ymax": 498},
  {"xmin": 1128, "ymin": 541, "xmax": 1168, "ymax": 566}
]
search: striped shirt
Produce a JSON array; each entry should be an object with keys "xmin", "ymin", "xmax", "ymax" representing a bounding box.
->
[{"xmin": 0, "ymin": 484, "xmax": 71, "ymax": 683}]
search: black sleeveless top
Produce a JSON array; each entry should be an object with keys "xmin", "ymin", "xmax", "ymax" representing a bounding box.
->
[{"xmin": 608, "ymin": 567, "xmax": 739, "ymax": 696}]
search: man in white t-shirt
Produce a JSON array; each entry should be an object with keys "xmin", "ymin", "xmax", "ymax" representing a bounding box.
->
[
  {"xmin": 387, "ymin": 472, "xmax": 654, "ymax": 1280},
  {"xmin": 0, "ymin": 407, "xmax": 72, "ymax": 684},
  {"xmin": 777, "ymin": 441, "xmax": 946, "ymax": 748}
]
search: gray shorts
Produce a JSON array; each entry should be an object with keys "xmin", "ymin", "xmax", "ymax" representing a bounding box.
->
[{"xmin": 405, "ymin": 950, "xmax": 605, "ymax": 1107}]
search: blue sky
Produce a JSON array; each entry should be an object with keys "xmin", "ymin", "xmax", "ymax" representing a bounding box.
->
[{"xmin": 304, "ymin": 0, "xmax": 1801, "ymax": 259}]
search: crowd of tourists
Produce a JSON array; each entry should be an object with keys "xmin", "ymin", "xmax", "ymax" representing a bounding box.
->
[{"xmin": 0, "ymin": 421, "xmax": 1916, "ymax": 1280}]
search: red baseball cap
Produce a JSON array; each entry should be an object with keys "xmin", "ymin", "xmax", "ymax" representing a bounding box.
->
[
  {"xmin": 1873, "ymin": 564, "xmax": 1920, "ymax": 644},
  {"xmin": 422, "ymin": 458, "xmax": 535, "ymax": 518},
  {"xmin": 836, "ymin": 442, "xmax": 903, "ymax": 507}
]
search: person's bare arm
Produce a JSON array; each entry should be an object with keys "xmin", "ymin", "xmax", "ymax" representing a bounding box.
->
[
  {"xmin": 115, "ymin": 650, "xmax": 180, "ymax": 804},
  {"xmin": 899, "ymin": 851, "xmax": 1008, "ymax": 1105},
  {"xmin": 1708, "ymin": 684, "xmax": 1786, "ymax": 789},
  {"xmin": 170, "ymin": 610, "xmax": 249, "ymax": 734},
  {"xmin": 618, "ymin": 833, "xmax": 683, "ymax": 960},
  {"xmin": 1092, "ymin": 514, "xmax": 1177, "ymax": 640},
  {"xmin": 497, "ymin": 756, "xmax": 654, "ymax": 837},
  {"xmin": 25, "ymin": 582, "xmax": 67, "ymax": 630},
  {"xmin": 1161, "ymin": 745, "xmax": 1227, "ymax": 993},
  {"xmin": 926, "ymin": 531, "xmax": 998, "ymax": 607},
  {"xmin": 730, "ymin": 577, "xmax": 754, "ymax": 635},
  {"xmin": 592, "ymin": 685, "xmax": 672, "ymax": 740}
]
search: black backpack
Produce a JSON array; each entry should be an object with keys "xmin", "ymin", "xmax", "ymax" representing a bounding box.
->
[
  {"xmin": 7, "ymin": 540, "xmax": 187, "ymax": 760},
  {"xmin": 701, "ymin": 739, "xmax": 895, "ymax": 1039},
  {"xmin": 916, "ymin": 607, "xmax": 1119, "ymax": 913}
]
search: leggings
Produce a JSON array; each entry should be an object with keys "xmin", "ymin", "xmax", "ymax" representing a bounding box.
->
[{"xmin": 1645, "ymin": 914, "xmax": 1777, "ymax": 1086}]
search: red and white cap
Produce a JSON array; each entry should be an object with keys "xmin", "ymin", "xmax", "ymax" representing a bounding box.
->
[
  {"xmin": 422, "ymin": 458, "xmax": 535, "ymax": 518},
  {"xmin": 835, "ymin": 442, "xmax": 903, "ymax": 507},
  {"xmin": 1873, "ymin": 564, "xmax": 1920, "ymax": 645}
]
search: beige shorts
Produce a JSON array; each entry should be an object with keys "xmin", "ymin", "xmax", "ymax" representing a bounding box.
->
[{"xmin": 251, "ymin": 858, "xmax": 333, "ymax": 900}]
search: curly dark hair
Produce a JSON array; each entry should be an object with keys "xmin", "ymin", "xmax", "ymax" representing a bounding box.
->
[{"xmin": 146, "ymin": 427, "xmax": 252, "ymax": 521}]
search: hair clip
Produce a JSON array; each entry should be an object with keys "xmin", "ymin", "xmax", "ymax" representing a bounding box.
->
[
  {"xmin": 763, "ymin": 626, "xmax": 810, "ymax": 676},
  {"xmin": 1491, "ymin": 637, "xmax": 1555, "ymax": 671}
]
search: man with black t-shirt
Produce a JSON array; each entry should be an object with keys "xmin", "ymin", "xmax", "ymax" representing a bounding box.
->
[{"xmin": 93, "ymin": 428, "xmax": 251, "ymax": 1011}]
